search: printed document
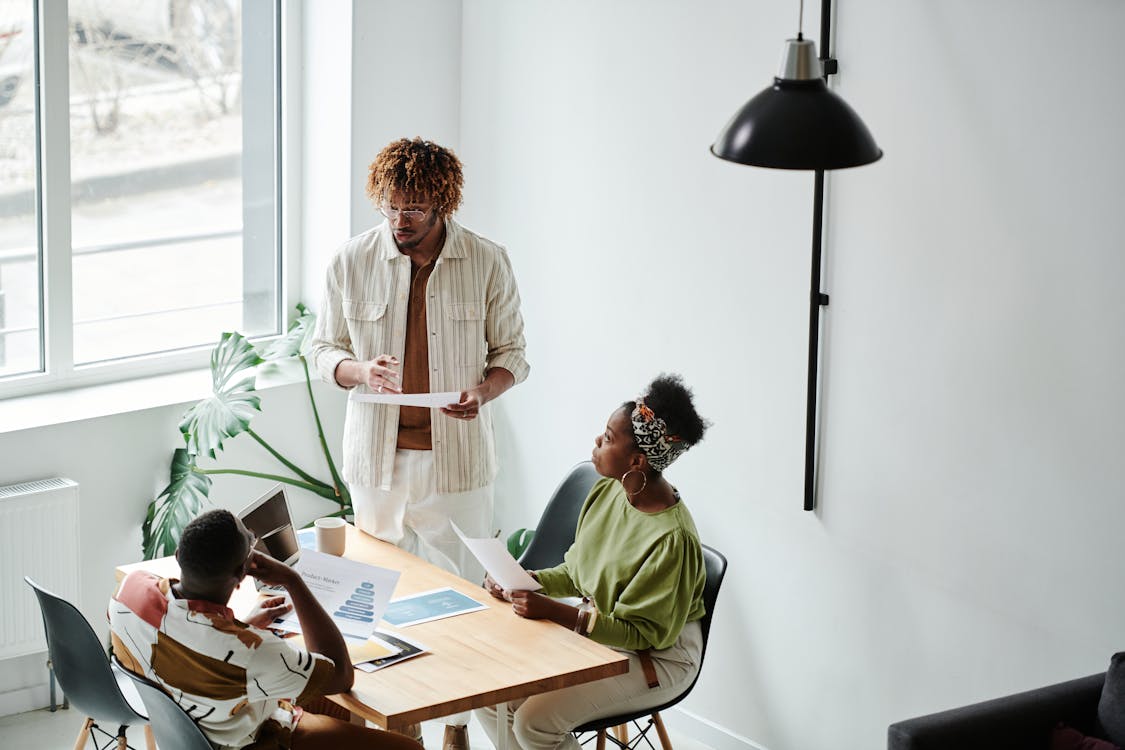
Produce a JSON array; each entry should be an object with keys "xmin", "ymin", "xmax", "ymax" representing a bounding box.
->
[
  {"xmin": 452, "ymin": 522, "xmax": 542, "ymax": 593},
  {"xmin": 271, "ymin": 550, "xmax": 400, "ymax": 641},
  {"xmin": 382, "ymin": 587, "xmax": 488, "ymax": 627}
]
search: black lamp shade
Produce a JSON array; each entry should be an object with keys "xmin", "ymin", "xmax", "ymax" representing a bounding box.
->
[{"xmin": 712, "ymin": 77, "xmax": 883, "ymax": 170}]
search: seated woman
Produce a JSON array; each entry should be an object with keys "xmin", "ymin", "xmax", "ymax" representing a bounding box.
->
[{"xmin": 478, "ymin": 374, "xmax": 710, "ymax": 750}]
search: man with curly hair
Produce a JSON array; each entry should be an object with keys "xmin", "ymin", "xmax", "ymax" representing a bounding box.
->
[{"xmin": 310, "ymin": 138, "xmax": 528, "ymax": 746}]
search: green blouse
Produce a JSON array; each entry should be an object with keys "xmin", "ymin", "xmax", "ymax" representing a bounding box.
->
[{"xmin": 535, "ymin": 477, "xmax": 706, "ymax": 651}]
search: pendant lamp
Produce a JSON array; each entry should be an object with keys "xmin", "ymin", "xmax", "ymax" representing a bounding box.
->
[{"xmin": 711, "ymin": 0, "xmax": 882, "ymax": 511}]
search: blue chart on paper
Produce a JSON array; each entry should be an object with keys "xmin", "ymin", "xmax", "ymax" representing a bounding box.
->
[
  {"xmin": 383, "ymin": 588, "xmax": 485, "ymax": 626},
  {"xmin": 335, "ymin": 581, "xmax": 377, "ymax": 622}
]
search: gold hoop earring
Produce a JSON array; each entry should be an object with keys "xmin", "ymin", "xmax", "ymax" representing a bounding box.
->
[{"xmin": 620, "ymin": 469, "xmax": 647, "ymax": 498}]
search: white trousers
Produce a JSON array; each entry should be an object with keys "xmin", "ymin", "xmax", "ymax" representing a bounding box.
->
[
  {"xmin": 352, "ymin": 449, "xmax": 494, "ymax": 585},
  {"xmin": 352, "ymin": 450, "xmax": 494, "ymax": 729},
  {"xmin": 476, "ymin": 621, "xmax": 703, "ymax": 750}
]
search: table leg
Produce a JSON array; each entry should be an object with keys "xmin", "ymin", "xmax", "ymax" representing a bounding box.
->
[{"xmin": 496, "ymin": 702, "xmax": 509, "ymax": 750}]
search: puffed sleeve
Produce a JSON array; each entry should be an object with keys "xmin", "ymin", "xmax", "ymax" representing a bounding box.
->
[
  {"xmin": 588, "ymin": 529, "xmax": 703, "ymax": 651},
  {"xmin": 534, "ymin": 562, "xmax": 582, "ymax": 598}
]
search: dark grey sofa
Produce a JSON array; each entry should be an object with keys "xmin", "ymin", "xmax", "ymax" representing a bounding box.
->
[{"xmin": 887, "ymin": 673, "xmax": 1107, "ymax": 750}]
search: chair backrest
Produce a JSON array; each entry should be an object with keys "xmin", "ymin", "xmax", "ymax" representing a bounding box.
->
[
  {"xmin": 574, "ymin": 543, "xmax": 728, "ymax": 732},
  {"xmin": 117, "ymin": 665, "xmax": 215, "ymax": 750},
  {"xmin": 24, "ymin": 577, "xmax": 146, "ymax": 726},
  {"xmin": 518, "ymin": 460, "xmax": 601, "ymax": 571},
  {"xmin": 697, "ymin": 544, "xmax": 727, "ymax": 647}
]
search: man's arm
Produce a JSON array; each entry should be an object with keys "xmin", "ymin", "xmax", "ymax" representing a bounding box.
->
[{"xmin": 247, "ymin": 552, "xmax": 354, "ymax": 694}]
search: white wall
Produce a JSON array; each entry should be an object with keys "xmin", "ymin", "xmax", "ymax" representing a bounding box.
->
[
  {"xmin": 300, "ymin": 0, "xmax": 464, "ymax": 306},
  {"xmin": 456, "ymin": 1, "xmax": 1125, "ymax": 750},
  {"xmin": 6, "ymin": 2, "xmax": 1125, "ymax": 749}
]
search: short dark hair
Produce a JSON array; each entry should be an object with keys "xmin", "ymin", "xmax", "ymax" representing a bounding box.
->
[
  {"xmin": 177, "ymin": 509, "xmax": 246, "ymax": 581},
  {"xmin": 622, "ymin": 373, "xmax": 710, "ymax": 449}
]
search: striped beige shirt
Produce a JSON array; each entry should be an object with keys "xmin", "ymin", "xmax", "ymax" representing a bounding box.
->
[{"xmin": 310, "ymin": 218, "xmax": 529, "ymax": 493}]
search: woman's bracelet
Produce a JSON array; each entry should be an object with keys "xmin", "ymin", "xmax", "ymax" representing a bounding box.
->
[{"xmin": 574, "ymin": 597, "xmax": 597, "ymax": 636}]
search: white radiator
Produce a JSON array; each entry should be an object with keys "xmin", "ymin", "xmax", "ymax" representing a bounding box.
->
[{"xmin": 0, "ymin": 478, "xmax": 80, "ymax": 659}]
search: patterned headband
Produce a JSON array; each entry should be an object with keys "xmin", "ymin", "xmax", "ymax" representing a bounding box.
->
[{"xmin": 630, "ymin": 397, "xmax": 688, "ymax": 473}]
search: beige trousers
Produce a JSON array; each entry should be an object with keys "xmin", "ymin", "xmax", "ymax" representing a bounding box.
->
[
  {"xmin": 352, "ymin": 449, "xmax": 493, "ymax": 584},
  {"xmin": 476, "ymin": 621, "xmax": 703, "ymax": 750}
]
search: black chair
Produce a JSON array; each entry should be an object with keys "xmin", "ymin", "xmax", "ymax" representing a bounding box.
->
[
  {"xmin": 575, "ymin": 545, "xmax": 728, "ymax": 750},
  {"xmin": 518, "ymin": 460, "xmax": 600, "ymax": 570},
  {"xmin": 24, "ymin": 577, "xmax": 154, "ymax": 750},
  {"xmin": 116, "ymin": 663, "xmax": 216, "ymax": 750}
]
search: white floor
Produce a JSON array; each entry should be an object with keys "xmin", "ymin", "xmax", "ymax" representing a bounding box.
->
[{"xmin": 0, "ymin": 704, "xmax": 715, "ymax": 750}]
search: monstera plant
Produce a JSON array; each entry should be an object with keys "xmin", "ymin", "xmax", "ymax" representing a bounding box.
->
[{"xmin": 142, "ymin": 304, "xmax": 350, "ymax": 559}]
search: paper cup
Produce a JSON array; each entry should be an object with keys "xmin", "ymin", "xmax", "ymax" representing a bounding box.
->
[{"xmin": 314, "ymin": 517, "xmax": 347, "ymax": 556}]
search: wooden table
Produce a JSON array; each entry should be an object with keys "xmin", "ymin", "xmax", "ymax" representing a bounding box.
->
[{"xmin": 116, "ymin": 524, "xmax": 629, "ymax": 733}]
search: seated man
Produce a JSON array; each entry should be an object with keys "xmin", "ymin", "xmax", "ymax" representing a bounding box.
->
[{"xmin": 110, "ymin": 509, "xmax": 420, "ymax": 750}]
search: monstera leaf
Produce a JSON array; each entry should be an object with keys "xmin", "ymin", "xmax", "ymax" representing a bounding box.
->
[
  {"xmin": 255, "ymin": 303, "xmax": 317, "ymax": 384},
  {"xmin": 180, "ymin": 332, "xmax": 264, "ymax": 458},
  {"xmin": 258, "ymin": 302, "xmax": 316, "ymax": 361},
  {"xmin": 507, "ymin": 528, "xmax": 535, "ymax": 559},
  {"xmin": 142, "ymin": 448, "xmax": 213, "ymax": 559}
]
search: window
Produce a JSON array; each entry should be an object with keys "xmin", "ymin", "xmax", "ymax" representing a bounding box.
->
[{"xmin": 0, "ymin": 0, "xmax": 282, "ymax": 394}]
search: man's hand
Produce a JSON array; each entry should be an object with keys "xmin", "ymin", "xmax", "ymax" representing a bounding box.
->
[
  {"xmin": 246, "ymin": 551, "xmax": 299, "ymax": 589},
  {"xmin": 441, "ymin": 367, "xmax": 515, "ymax": 422},
  {"xmin": 335, "ymin": 355, "xmax": 401, "ymax": 392},
  {"xmin": 442, "ymin": 386, "xmax": 486, "ymax": 421},
  {"xmin": 243, "ymin": 596, "xmax": 293, "ymax": 628}
]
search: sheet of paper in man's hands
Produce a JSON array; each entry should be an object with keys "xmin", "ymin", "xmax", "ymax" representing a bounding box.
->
[
  {"xmin": 451, "ymin": 522, "xmax": 542, "ymax": 593},
  {"xmin": 348, "ymin": 390, "xmax": 461, "ymax": 408}
]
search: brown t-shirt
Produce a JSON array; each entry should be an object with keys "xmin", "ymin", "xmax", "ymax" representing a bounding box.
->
[{"xmin": 397, "ymin": 259, "xmax": 437, "ymax": 450}]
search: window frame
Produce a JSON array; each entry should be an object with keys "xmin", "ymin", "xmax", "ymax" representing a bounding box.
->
[{"xmin": 0, "ymin": 0, "xmax": 295, "ymax": 401}]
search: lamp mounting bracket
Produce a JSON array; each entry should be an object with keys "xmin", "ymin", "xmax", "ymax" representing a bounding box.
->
[
  {"xmin": 821, "ymin": 57, "xmax": 838, "ymax": 76},
  {"xmin": 817, "ymin": 292, "xmax": 830, "ymax": 306}
]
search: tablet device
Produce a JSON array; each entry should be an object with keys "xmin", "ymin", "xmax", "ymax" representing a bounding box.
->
[{"xmin": 237, "ymin": 484, "xmax": 301, "ymax": 573}]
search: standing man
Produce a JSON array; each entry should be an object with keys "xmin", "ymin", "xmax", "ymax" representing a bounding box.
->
[{"xmin": 310, "ymin": 134, "xmax": 528, "ymax": 594}]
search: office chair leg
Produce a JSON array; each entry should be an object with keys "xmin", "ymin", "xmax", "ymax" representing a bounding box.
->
[
  {"xmin": 143, "ymin": 724, "xmax": 156, "ymax": 750},
  {"xmin": 612, "ymin": 724, "xmax": 629, "ymax": 745},
  {"xmin": 652, "ymin": 712, "xmax": 672, "ymax": 750},
  {"xmin": 596, "ymin": 729, "xmax": 607, "ymax": 750},
  {"xmin": 73, "ymin": 717, "xmax": 94, "ymax": 750}
]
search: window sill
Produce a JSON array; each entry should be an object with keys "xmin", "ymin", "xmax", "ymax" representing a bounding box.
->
[{"xmin": 0, "ymin": 366, "xmax": 306, "ymax": 436}]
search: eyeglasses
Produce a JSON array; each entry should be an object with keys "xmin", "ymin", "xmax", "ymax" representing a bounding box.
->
[{"xmin": 379, "ymin": 204, "xmax": 431, "ymax": 222}]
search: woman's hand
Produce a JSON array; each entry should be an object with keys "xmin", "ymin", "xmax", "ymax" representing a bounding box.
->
[
  {"xmin": 483, "ymin": 574, "xmax": 508, "ymax": 601},
  {"xmin": 509, "ymin": 591, "xmax": 578, "ymax": 628},
  {"xmin": 243, "ymin": 596, "xmax": 293, "ymax": 628}
]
